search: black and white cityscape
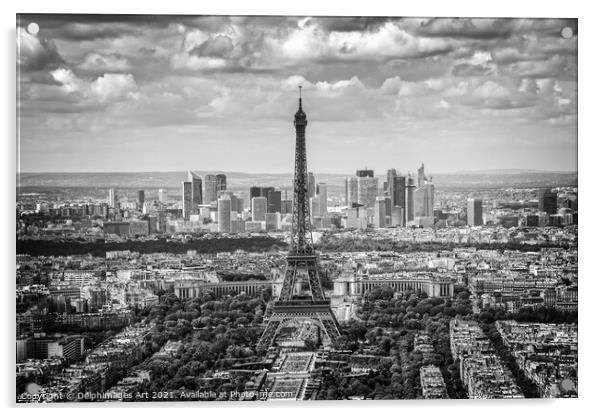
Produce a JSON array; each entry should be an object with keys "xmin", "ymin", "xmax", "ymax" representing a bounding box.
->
[{"xmin": 16, "ymin": 15, "xmax": 577, "ymax": 402}]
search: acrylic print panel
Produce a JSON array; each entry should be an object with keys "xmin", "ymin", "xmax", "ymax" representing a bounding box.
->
[{"xmin": 16, "ymin": 14, "xmax": 577, "ymax": 403}]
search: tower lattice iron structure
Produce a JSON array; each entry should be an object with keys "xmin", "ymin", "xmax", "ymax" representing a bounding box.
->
[{"xmin": 256, "ymin": 87, "xmax": 341, "ymax": 351}]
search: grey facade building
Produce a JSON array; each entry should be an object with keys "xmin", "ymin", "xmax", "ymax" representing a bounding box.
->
[
  {"xmin": 182, "ymin": 181, "xmax": 192, "ymax": 220},
  {"xmin": 217, "ymin": 196, "xmax": 232, "ymax": 233},
  {"xmin": 251, "ymin": 196, "xmax": 267, "ymax": 222},
  {"xmin": 358, "ymin": 177, "xmax": 378, "ymax": 208},
  {"xmin": 188, "ymin": 171, "xmax": 203, "ymax": 214},
  {"xmin": 374, "ymin": 197, "xmax": 387, "ymax": 228},
  {"xmin": 307, "ymin": 172, "xmax": 316, "ymax": 199},
  {"xmin": 538, "ymin": 188, "xmax": 558, "ymax": 215},
  {"xmin": 204, "ymin": 174, "xmax": 218, "ymax": 204},
  {"xmin": 467, "ymin": 198, "xmax": 483, "ymax": 226},
  {"xmin": 317, "ymin": 182, "xmax": 327, "ymax": 217},
  {"xmin": 406, "ymin": 176, "xmax": 415, "ymax": 223},
  {"xmin": 345, "ymin": 177, "xmax": 359, "ymax": 206}
]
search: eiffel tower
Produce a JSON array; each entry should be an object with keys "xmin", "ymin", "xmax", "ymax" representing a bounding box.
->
[{"xmin": 256, "ymin": 87, "xmax": 341, "ymax": 352}]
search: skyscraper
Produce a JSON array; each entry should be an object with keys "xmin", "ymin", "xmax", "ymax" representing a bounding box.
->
[
  {"xmin": 418, "ymin": 162, "xmax": 426, "ymax": 187},
  {"xmin": 108, "ymin": 188, "xmax": 116, "ymax": 208},
  {"xmin": 182, "ymin": 181, "xmax": 192, "ymax": 220},
  {"xmin": 188, "ymin": 171, "xmax": 203, "ymax": 214},
  {"xmin": 384, "ymin": 169, "xmax": 406, "ymax": 224},
  {"xmin": 374, "ymin": 197, "xmax": 387, "ymax": 228},
  {"xmin": 307, "ymin": 172, "xmax": 316, "ymax": 199},
  {"xmin": 158, "ymin": 189, "xmax": 166, "ymax": 203},
  {"xmin": 137, "ymin": 190, "xmax": 145, "ymax": 207},
  {"xmin": 386, "ymin": 168, "xmax": 397, "ymax": 197},
  {"xmin": 250, "ymin": 186, "xmax": 261, "ymax": 206},
  {"xmin": 317, "ymin": 182, "xmax": 327, "ymax": 217},
  {"xmin": 538, "ymin": 188, "xmax": 558, "ymax": 215},
  {"xmin": 414, "ymin": 179, "xmax": 435, "ymax": 218},
  {"xmin": 267, "ymin": 190, "xmax": 282, "ymax": 213},
  {"xmin": 345, "ymin": 177, "xmax": 359, "ymax": 206},
  {"xmin": 406, "ymin": 176, "xmax": 415, "ymax": 224},
  {"xmin": 216, "ymin": 174, "xmax": 227, "ymax": 191},
  {"xmin": 358, "ymin": 176, "xmax": 378, "ymax": 208},
  {"xmin": 204, "ymin": 175, "xmax": 218, "ymax": 204},
  {"xmin": 217, "ymin": 196, "xmax": 231, "ymax": 233},
  {"xmin": 467, "ymin": 198, "xmax": 483, "ymax": 226},
  {"xmin": 251, "ymin": 196, "xmax": 267, "ymax": 222},
  {"xmin": 384, "ymin": 196, "xmax": 392, "ymax": 219}
]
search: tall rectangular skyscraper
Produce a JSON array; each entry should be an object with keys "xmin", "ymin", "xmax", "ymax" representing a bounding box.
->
[
  {"xmin": 267, "ymin": 190, "xmax": 282, "ymax": 213},
  {"xmin": 317, "ymin": 182, "xmax": 327, "ymax": 217},
  {"xmin": 182, "ymin": 181, "xmax": 192, "ymax": 220},
  {"xmin": 307, "ymin": 172, "xmax": 316, "ymax": 199},
  {"xmin": 204, "ymin": 175, "xmax": 218, "ymax": 204},
  {"xmin": 374, "ymin": 197, "xmax": 387, "ymax": 228},
  {"xmin": 158, "ymin": 189, "xmax": 166, "ymax": 203},
  {"xmin": 251, "ymin": 196, "xmax": 267, "ymax": 222},
  {"xmin": 417, "ymin": 163, "xmax": 426, "ymax": 187},
  {"xmin": 108, "ymin": 188, "xmax": 116, "ymax": 208},
  {"xmin": 386, "ymin": 168, "xmax": 397, "ymax": 197},
  {"xmin": 406, "ymin": 176, "xmax": 415, "ymax": 224},
  {"xmin": 345, "ymin": 177, "xmax": 359, "ymax": 206},
  {"xmin": 389, "ymin": 175, "xmax": 406, "ymax": 224},
  {"xmin": 217, "ymin": 196, "xmax": 231, "ymax": 233},
  {"xmin": 467, "ymin": 198, "xmax": 483, "ymax": 226},
  {"xmin": 188, "ymin": 171, "xmax": 203, "ymax": 214},
  {"xmin": 358, "ymin": 177, "xmax": 378, "ymax": 208},
  {"xmin": 137, "ymin": 190, "xmax": 145, "ymax": 207}
]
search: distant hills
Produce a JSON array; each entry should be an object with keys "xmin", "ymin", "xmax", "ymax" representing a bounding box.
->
[{"xmin": 17, "ymin": 170, "xmax": 577, "ymax": 190}]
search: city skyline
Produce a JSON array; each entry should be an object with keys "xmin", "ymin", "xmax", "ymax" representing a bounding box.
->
[{"xmin": 18, "ymin": 15, "xmax": 577, "ymax": 173}]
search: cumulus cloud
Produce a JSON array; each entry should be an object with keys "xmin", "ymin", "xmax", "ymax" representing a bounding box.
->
[
  {"xmin": 281, "ymin": 21, "xmax": 455, "ymax": 62},
  {"xmin": 36, "ymin": 67, "xmax": 140, "ymax": 108},
  {"xmin": 17, "ymin": 15, "xmax": 578, "ymax": 172},
  {"xmin": 90, "ymin": 73, "xmax": 139, "ymax": 102}
]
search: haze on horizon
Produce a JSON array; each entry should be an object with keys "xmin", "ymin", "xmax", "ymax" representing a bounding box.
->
[{"xmin": 17, "ymin": 15, "xmax": 577, "ymax": 174}]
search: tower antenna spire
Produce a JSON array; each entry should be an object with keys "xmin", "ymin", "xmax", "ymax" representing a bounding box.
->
[{"xmin": 298, "ymin": 85, "xmax": 303, "ymax": 108}]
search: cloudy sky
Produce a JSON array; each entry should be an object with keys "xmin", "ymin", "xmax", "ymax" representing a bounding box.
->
[{"xmin": 17, "ymin": 15, "xmax": 577, "ymax": 174}]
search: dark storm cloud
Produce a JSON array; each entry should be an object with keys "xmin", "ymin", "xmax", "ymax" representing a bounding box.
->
[
  {"xmin": 415, "ymin": 18, "xmax": 515, "ymax": 39},
  {"xmin": 314, "ymin": 16, "xmax": 392, "ymax": 32}
]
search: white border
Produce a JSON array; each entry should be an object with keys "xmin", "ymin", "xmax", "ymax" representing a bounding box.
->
[{"xmin": 2, "ymin": 1, "xmax": 599, "ymax": 416}]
